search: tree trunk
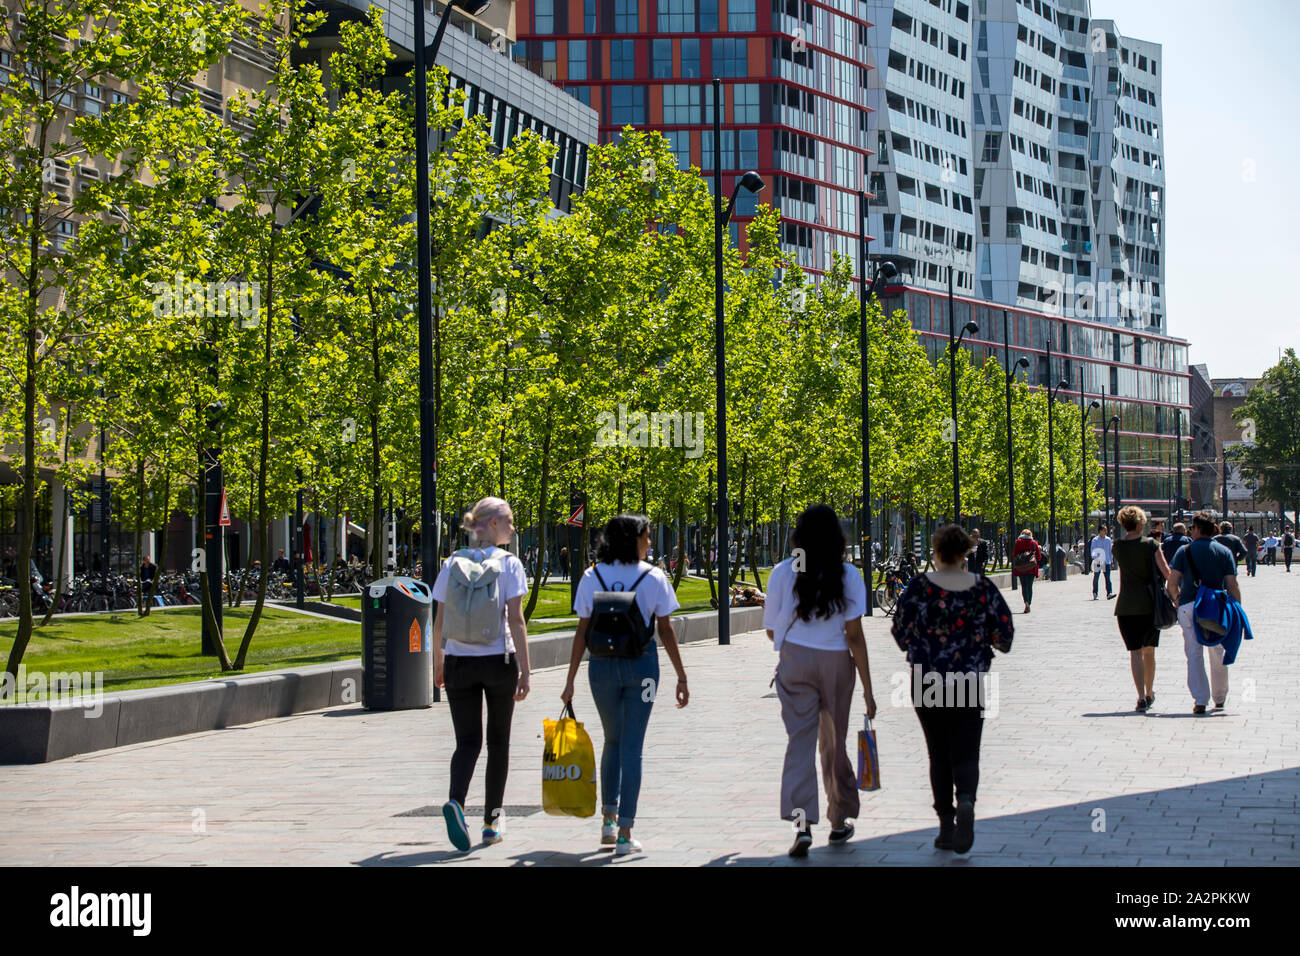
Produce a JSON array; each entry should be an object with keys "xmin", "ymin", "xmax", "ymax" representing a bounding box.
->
[
  {"xmin": 523, "ymin": 407, "xmax": 552, "ymax": 621},
  {"xmin": 703, "ymin": 501, "xmax": 717, "ymax": 605},
  {"xmin": 327, "ymin": 489, "xmax": 341, "ymax": 602},
  {"xmin": 144, "ymin": 467, "xmax": 169, "ymax": 614},
  {"xmin": 41, "ymin": 406, "xmax": 75, "ymax": 627},
  {"xmin": 672, "ymin": 498, "xmax": 687, "ymax": 591},
  {"xmin": 367, "ymin": 293, "xmax": 383, "ymax": 579},
  {"xmin": 778, "ymin": 485, "xmax": 788, "ymax": 560},
  {"xmin": 234, "ymin": 237, "xmax": 276, "ymax": 671},
  {"xmin": 134, "ymin": 458, "xmax": 145, "ymax": 615},
  {"xmin": 731, "ymin": 451, "xmax": 748, "ymax": 588},
  {"xmin": 748, "ymin": 498, "xmax": 763, "ymax": 591}
]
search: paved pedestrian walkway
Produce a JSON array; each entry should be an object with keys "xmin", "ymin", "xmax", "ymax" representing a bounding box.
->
[{"xmin": 2, "ymin": 566, "xmax": 1295, "ymax": 866}]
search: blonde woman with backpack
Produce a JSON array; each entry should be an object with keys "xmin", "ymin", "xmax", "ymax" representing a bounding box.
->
[
  {"xmin": 560, "ymin": 514, "xmax": 688, "ymax": 857},
  {"xmin": 431, "ymin": 497, "xmax": 531, "ymax": 851}
]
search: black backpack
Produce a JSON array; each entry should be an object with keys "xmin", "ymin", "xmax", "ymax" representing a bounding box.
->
[{"xmin": 585, "ymin": 564, "xmax": 656, "ymax": 659}]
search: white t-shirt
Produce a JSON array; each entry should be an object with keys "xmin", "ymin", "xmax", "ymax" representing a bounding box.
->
[
  {"xmin": 574, "ymin": 561, "xmax": 679, "ymax": 629},
  {"xmin": 431, "ymin": 546, "xmax": 529, "ymax": 657},
  {"xmin": 763, "ymin": 559, "xmax": 866, "ymax": 652}
]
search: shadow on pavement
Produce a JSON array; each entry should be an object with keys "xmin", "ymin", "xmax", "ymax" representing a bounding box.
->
[{"xmin": 359, "ymin": 767, "xmax": 1298, "ymax": 867}]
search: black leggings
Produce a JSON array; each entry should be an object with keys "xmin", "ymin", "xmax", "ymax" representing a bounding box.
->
[
  {"xmin": 914, "ymin": 705, "xmax": 985, "ymax": 816},
  {"xmin": 445, "ymin": 654, "xmax": 518, "ymax": 824}
]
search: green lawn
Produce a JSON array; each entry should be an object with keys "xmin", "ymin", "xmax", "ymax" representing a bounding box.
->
[
  {"xmin": 1, "ymin": 570, "xmax": 763, "ymax": 701},
  {"xmin": 0, "ymin": 606, "xmax": 361, "ymax": 700}
]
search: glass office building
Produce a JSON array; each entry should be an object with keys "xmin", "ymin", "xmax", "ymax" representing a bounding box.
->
[{"xmin": 880, "ymin": 283, "xmax": 1189, "ymax": 511}]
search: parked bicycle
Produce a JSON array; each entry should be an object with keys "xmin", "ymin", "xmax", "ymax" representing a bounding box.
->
[{"xmin": 873, "ymin": 551, "xmax": 918, "ymax": 617}]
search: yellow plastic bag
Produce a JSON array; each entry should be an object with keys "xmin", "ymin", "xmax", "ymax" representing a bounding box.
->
[{"xmin": 542, "ymin": 703, "xmax": 597, "ymax": 817}]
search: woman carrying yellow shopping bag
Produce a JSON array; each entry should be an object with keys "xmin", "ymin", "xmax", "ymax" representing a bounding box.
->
[
  {"xmin": 542, "ymin": 703, "xmax": 596, "ymax": 817},
  {"xmin": 560, "ymin": 514, "xmax": 689, "ymax": 857}
]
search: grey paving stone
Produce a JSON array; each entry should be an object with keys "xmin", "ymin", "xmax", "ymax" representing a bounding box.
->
[{"xmin": 2, "ymin": 569, "xmax": 1297, "ymax": 866}]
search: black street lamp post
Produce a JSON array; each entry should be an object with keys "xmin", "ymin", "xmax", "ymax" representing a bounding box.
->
[
  {"xmin": 712, "ymin": 76, "xmax": 764, "ymax": 646},
  {"xmin": 858, "ymin": 206, "xmax": 896, "ymax": 615},
  {"xmin": 947, "ymin": 265, "xmax": 978, "ymax": 522},
  {"xmin": 1083, "ymin": 393, "xmax": 1100, "ymax": 543},
  {"xmin": 1002, "ymin": 310, "xmax": 1029, "ymax": 589},
  {"xmin": 1102, "ymin": 412, "xmax": 1120, "ymax": 529},
  {"xmin": 1045, "ymin": 375, "xmax": 1071, "ymax": 581},
  {"xmin": 414, "ymin": 0, "xmax": 491, "ymax": 594},
  {"xmin": 1112, "ymin": 414, "xmax": 1121, "ymax": 519}
]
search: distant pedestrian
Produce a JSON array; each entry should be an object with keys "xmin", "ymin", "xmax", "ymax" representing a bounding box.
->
[
  {"xmin": 1011, "ymin": 530, "xmax": 1043, "ymax": 613},
  {"xmin": 1165, "ymin": 512, "xmax": 1239, "ymax": 715},
  {"xmin": 764, "ymin": 504, "xmax": 875, "ymax": 857},
  {"xmin": 1283, "ymin": 529, "xmax": 1295, "ymax": 572},
  {"xmin": 432, "ymin": 497, "xmax": 532, "ymax": 850},
  {"xmin": 559, "ymin": 546, "xmax": 569, "ymax": 580},
  {"xmin": 561, "ymin": 514, "xmax": 688, "ymax": 857},
  {"xmin": 1242, "ymin": 527, "xmax": 1260, "ymax": 577},
  {"xmin": 966, "ymin": 528, "xmax": 989, "ymax": 575},
  {"xmin": 1089, "ymin": 526, "xmax": 1115, "ymax": 600},
  {"xmin": 1264, "ymin": 532, "xmax": 1278, "ymax": 566},
  {"xmin": 1161, "ymin": 523, "xmax": 1192, "ymax": 565},
  {"xmin": 1214, "ymin": 522, "xmax": 1247, "ymax": 571},
  {"xmin": 1112, "ymin": 506, "xmax": 1171, "ymax": 712},
  {"xmin": 140, "ymin": 556, "xmax": 158, "ymax": 584},
  {"xmin": 891, "ymin": 524, "xmax": 1014, "ymax": 855}
]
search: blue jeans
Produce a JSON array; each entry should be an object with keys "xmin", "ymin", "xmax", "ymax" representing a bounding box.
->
[
  {"xmin": 1092, "ymin": 565, "xmax": 1113, "ymax": 596},
  {"xmin": 587, "ymin": 641, "xmax": 659, "ymax": 829}
]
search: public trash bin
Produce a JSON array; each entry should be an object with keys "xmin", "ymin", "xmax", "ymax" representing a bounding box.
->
[
  {"xmin": 1051, "ymin": 545, "xmax": 1068, "ymax": 581},
  {"xmin": 362, "ymin": 576, "xmax": 433, "ymax": 710}
]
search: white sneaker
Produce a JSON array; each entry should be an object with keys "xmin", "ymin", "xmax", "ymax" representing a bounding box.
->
[
  {"xmin": 601, "ymin": 820, "xmax": 618, "ymax": 846},
  {"xmin": 615, "ymin": 835, "xmax": 642, "ymax": 856}
]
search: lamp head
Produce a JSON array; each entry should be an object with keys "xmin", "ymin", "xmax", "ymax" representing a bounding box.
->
[
  {"xmin": 738, "ymin": 171, "xmax": 765, "ymax": 194},
  {"xmin": 964, "ymin": 321, "xmax": 979, "ymax": 335},
  {"xmin": 1089, "ymin": 400, "xmax": 1100, "ymax": 410},
  {"xmin": 1058, "ymin": 379, "xmax": 1070, "ymax": 390},
  {"xmin": 1110, "ymin": 415, "xmax": 1120, "ymax": 425},
  {"xmin": 876, "ymin": 260, "xmax": 898, "ymax": 282},
  {"xmin": 453, "ymin": 0, "xmax": 493, "ymax": 15},
  {"xmin": 1016, "ymin": 357, "xmax": 1030, "ymax": 370}
]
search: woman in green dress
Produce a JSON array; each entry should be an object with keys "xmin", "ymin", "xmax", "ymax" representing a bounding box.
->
[{"xmin": 1112, "ymin": 506, "xmax": 1172, "ymax": 712}]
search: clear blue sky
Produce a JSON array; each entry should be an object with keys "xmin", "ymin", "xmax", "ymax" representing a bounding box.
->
[{"xmin": 1094, "ymin": 0, "xmax": 1299, "ymax": 378}]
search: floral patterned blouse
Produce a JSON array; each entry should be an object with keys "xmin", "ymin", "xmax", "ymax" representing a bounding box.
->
[{"xmin": 891, "ymin": 575, "xmax": 1015, "ymax": 674}]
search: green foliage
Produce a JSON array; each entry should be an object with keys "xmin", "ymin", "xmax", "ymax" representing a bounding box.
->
[{"xmin": 1231, "ymin": 348, "xmax": 1300, "ymax": 513}]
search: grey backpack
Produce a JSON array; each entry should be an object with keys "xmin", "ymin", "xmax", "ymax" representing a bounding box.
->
[{"xmin": 442, "ymin": 548, "xmax": 511, "ymax": 644}]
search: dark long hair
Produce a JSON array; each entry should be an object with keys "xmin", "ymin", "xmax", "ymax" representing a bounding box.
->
[
  {"xmin": 789, "ymin": 504, "xmax": 847, "ymax": 622},
  {"xmin": 595, "ymin": 514, "xmax": 649, "ymax": 565}
]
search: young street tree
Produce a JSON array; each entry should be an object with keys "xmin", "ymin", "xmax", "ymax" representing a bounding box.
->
[
  {"xmin": 1231, "ymin": 348, "xmax": 1300, "ymax": 526},
  {"xmin": 0, "ymin": 0, "xmax": 239, "ymax": 687}
]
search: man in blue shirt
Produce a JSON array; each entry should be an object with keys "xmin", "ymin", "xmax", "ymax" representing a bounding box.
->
[
  {"xmin": 1088, "ymin": 525, "xmax": 1114, "ymax": 600},
  {"xmin": 1166, "ymin": 512, "xmax": 1242, "ymax": 715},
  {"xmin": 1161, "ymin": 522, "xmax": 1192, "ymax": 565}
]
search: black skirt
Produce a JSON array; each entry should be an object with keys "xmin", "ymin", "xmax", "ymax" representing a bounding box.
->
[{"xmin": 1117, "ymin": 613, "xmax": 1159, "ymax": 651}]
